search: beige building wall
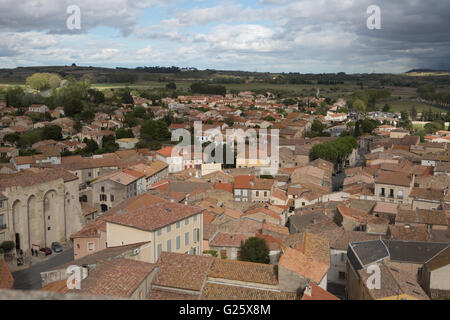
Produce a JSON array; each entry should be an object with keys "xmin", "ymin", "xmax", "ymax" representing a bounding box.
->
[
  {"xmin": 153, "ymin": 212, "xmax": 203, "ymax": 260},
  {"xmin": 107, "ymin": 223, "xmax": 152, "ymax": 247},
  {"xmin": 252, "ymin": 189, "xmax": 271, "ymax": 202},
  {"xmin": 375, "ymin": 183, "xmax": 412, "ymax": 204},
  {"xmin": 92, "ymin": 180, "xmax": 128, "ymax": 212},
  {"xmin": 3, "ymin": 177, "xmax": 83, "ymax": 252},
  {"xmin": 106, "ymin": 212, "xmax": 203, "ymax": 263},
  {"xmin": 429, "ymin": 265, "xmax": 450, "ymax": 292},
  {"xmin": 294, "ymin": 197, "xmax": 320, "ymax": 209},
  {"xmin": 412, "ymin": 200, "xmax": 441, "ymax": 211}
]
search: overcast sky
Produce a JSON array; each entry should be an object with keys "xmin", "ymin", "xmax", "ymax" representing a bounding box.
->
[{"xmin": 0, "ymin": 0, "xmax": 449, "ymax": 73}]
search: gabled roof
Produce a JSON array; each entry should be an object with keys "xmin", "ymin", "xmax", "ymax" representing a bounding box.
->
[
  {"xmin": 210, "ymin": 232, "xmax": 251, "ymax": 248},
  {"xmin": 0, "ymin": 168, "xmax": 77, "ymax": 191},
  {"xmin": 153, "ymin": 252, "xmax": 214, "ymax": 292},
  {"xmin": 208, "ymin": 259, "xmax": 278, "ymax": 285},
  {"xmin": 79, "ymin": 258, "xmax": 156, "ymax": 298},
  {"xmin": 375, "ymin": 171, "xmax": 412, "ymax": 187},
  {"xmin": 359, "ymin": 262, "xmax": 429, "ymax": 300},
  {"xmin": 396, "ymin": 209, "xmax": 448, "ymax": 226},
  {"xmin": 278, "ymin": 247, "xmax": 329, "ymax": 284},
  {"xmin": 104, "ymin": 202, "xmax": 203, "ymax": 232},
  {"xmin": 234, "ymin": 175, "xmax": 254, "ymax": 189},
  {"xmin": 301, "ymin": 284, "xmax": 340, "ymax": 300},
  {"xmin": 242, "ymin": 207, "xmax": 281, "ymax": 221},
  {"xmin": 348, "ymin": 239, "xmax": 450, "ymax": 270},
  {"xmin": 348, "ymin": 240, "xmax": 390, "ymax": 270},
  {"xmin": 424, "ymin": 246, "xmax": 450, "ymax": 271}
]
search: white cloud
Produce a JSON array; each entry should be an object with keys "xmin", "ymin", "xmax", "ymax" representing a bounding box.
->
[
  {"xmin": 0, "ymin": 0, "xmax": 173, "ymax": 35},
  {"xmin": 0, "ymin": 0, "xmax": 449, "ymax": 72}
]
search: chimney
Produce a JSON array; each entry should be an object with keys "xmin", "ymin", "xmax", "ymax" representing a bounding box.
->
[{"xmin": 304, "ymin": 282, "xmax": 312, "ymax": 297}]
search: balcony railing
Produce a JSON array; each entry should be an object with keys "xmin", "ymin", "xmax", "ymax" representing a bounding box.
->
[{"xmin": 0, "ymin": 224, "xmax": 7, "ymax": 230}]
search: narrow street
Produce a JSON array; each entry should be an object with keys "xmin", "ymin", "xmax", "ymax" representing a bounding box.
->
[{"xmin": 12, "ymin": 248, "xmax": 74, "ymax": 290}]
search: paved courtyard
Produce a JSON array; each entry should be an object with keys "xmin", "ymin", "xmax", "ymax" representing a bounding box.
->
[{"xmin": 12, "ymin": 247, "xmax": 74, "ymax": 290}]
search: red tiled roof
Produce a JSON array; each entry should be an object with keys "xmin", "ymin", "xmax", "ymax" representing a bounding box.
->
[
  {"xmin": 0, "ymin": 259, "xmax": 14, "ymax": 289},
  {"xmin": 156, "ymin": 146, "xmax": 176, "ymax": 157},
  {"xmin": 279, "ymin": 247, "xmax": 329, "ymax": 284},
  {"xmin": 243, "ymin": 207, "xmax": 281, "ymax": 221},
  {"xmin": 208, "ymin": 259, "xmax": 278, "ymax": 285},
  {"xmin": 79, "ymin": 259, "xmax": 156, "ymax": 298},
  {"xmin": 153, "ymin": 252, "xmax": 213, "ymax": 291},
  {"xmin": 210, "ymin": 232, "xmax": 251, "ymax": 248},
  {"xmin": 234, "ymin": 175, "xmax": 254, "ymax": 189},
  {"xmin": 214, "ymin": 182, "xmax": 233, "ymax": 193},
  {"xmin": 301, "ymin": 284, "xmax": 340, "ymax": 300},
  {"xmin": 104, "ymin": 202, "xmax": 203, "ymax": 231}
]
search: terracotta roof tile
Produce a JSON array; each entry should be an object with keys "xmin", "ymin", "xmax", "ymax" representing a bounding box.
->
[
  {"xmin": 148, "ymin": 288, "xmax": 199, "ymax": 300},
  {"xmin": 234, "ymin": 175, "xmax": 254, "ymax": 189},
  {"xmin": 214, "ymin": 182, "xmax": 233, "ymax": 193},
  {"xmin": 156, "ymin": 146, "xmax": 176, "ymax": 158},
  {"xmin": 202, "ymin": 283, "xmax": 297, "ymax": 300},
  {"xmin": 243, "ymin": 207, "xmax": 281, "ymax": 221},
  {"xmin": 105, "ymin": 202, "xmax": 203, "ymax": 232},
  {"xmin": 79, "ymin": 259, "xmax": 156, "ymax": 298},
  {"xmin": 0, "ymin": 168, "xmax": 77, "ymax": 191},
  {"xmin": 301, "ymin": 284, "xmax": 340, "ymax": 300},
  {"xmin": 375, "ymin": 171, "xmax": 412, "ymax": 187},
  {"xmin": 208, "ymin": 259, "xmax": 278, "ymax": 285},
  {"xmin": 210, "ymin": 232, "xmax": 251, "ymax": 248},
  {"xmin": 279, "ymin": 247, "xmax": 329, "ymax": 284},
  {"xmin": 153, "ymin": 252, "xmax": 214, "ymax": 291},
  {"xmin": 0, "ymin": 259, "xmax": 14, "ymax": 289}
]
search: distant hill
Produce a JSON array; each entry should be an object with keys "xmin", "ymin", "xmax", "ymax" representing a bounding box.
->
[{"xmin": 406, "ymin": 68, "xmax": 450, "ymax": 73}]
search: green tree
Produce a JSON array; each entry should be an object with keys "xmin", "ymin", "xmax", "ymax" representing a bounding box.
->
[
  {"xmin": 26, "ymin": 73, "xmax": 62, "ymax": 91},
  {"xmin": 410, "ymin": 106, "xmax": 418, "ymax": 121},
  {"xmin": 353, "ymin": 121, "xmax": 362, "ymax": 137},
  {"xmin": 87, "ymin": 88, "xmax": 105, "ymax": 104},
  {"xmin": 424, "ymin": 121, "xmax": 444, "ymax": 134},
  {"xmin": 116, "ymin": 128, "xmax": 134, "ymax": 139},
  {"xmin": 352, "ymin": 99, "xmax": 366, "ymax": 114},
  {"xmin": 0, "ymin": 241, "xmax": 15, "ymax": 253},
  {"xmin": 382, "ymin": 104, "xmax": 390, "ymax": 112},
  {"xmin": 82, "ymin": 139, "xmax": 99, "ymax": 156},
  {"xmin": 49, "ymin": 74, "xmax": 62, "ymax": 89},
  {"xmin": 310, "ymin": 136, "xmax": 357, "ymax": 163},
  {"xmin": 58, "ymin": 80, "xmax": 89, "ymax": 117},
  {"xmin": 140, "ymin": 119, "xmax": 170, "ymax": 144},
  {"xmin": 238, "ymin": 237, "xmax": 270, "ymax": 264},
  {"xmin": 166, "ymin": 82, "xmax": 177, "ymax": 90},
  {"xmin": 120, "ymin": 88, "xmax": 134, "ymax": 104},
  {"xmin": 43, "ymin": 125, "xmax": 62, "ymax": 140},
  {"xmin": 98, "ymin": 135, "xmax": 118, "ymax": 154},
  {"xmin": 6, "ymin": 86, "xmax": 24, "ymax": 107},
  {"xmin": 4, "ymin": 133, "xmax": 20, "ymax": 144}
]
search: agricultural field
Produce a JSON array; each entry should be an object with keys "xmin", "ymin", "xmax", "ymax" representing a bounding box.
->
[{"xmin": 376, "ymin": 98, "xmax": 445, "ymax": 113}]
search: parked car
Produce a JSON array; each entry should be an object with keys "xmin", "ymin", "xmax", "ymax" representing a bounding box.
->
[
  {"xmin": 40, "ymin": 247, "xmax": 52, "ymax": 256},
  {"xmin": 51, "ymin": 242, "xmax": 63, "ymax": 253}
]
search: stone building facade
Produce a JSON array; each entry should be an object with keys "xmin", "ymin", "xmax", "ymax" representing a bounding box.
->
[{"xmin": 0, "ymin": 169, "xmax": 84, "ymax": 252}]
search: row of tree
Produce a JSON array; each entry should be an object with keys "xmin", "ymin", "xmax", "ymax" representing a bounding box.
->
[
  {"xmin": 309, "ymin": 136, "xmax": 358, "ymax": 163},
  {"xmin": 190, "ymin": 82, "xmax": 226, "ymax": 95}
]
